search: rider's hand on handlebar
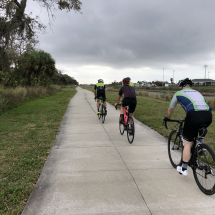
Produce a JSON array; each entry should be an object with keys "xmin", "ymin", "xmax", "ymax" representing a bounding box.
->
[{"xmin": 163, "ymin": 117, "xmax": 170, "ymax": 122}]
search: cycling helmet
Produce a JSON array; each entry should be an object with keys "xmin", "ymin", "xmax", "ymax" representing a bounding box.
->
[
  {"xmin": 98, "ymin": 79, "xmax": 103, "ymax": 83},
  {"xmin": 122, "ymin": 77, "xmax": 130, "ymax": 84},
  {"xmin": 178, "ymin": 78, "xmax": 192, "ymax": 88}
]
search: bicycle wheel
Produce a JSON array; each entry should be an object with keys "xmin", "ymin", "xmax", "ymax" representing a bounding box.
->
[
  {"xmin": 192, "ymin": 144, "xmax": 215, "ymax": 195},
  {"xmin": 98, "ymin": 104, "xmax": 101, "ymax": 120},
  {"xmin": 119, "ymin": 116, "xmax": 124, "ymax": 135},
  {"xmin": 100, "ymin": 105, "xmax": 105, "ymax": 123},
  {"xmin": 127, "ymin": 117, "xmax": 135, "ymax": 144},
  {"xmin": 168, "ymin": 130, "xmax": 183, "ymax": 168}
]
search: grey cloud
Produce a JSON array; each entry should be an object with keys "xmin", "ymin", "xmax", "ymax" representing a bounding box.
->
[{"xmin": 28, "ymin": 0, "xmax": 215, "ymax": 78}]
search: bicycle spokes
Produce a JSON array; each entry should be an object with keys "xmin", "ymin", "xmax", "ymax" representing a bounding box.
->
[{"xmin": 193, "ymin": 144, "xmax": 215, "ymax": 195}]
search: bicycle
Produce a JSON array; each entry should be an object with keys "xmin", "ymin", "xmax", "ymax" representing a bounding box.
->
[
  {"xmin": 96, "ymin": 97, "xmax": 106, "ymax": 123},
  {"xmin": 115, "ymin": 104, "xmax": 135, "ymax": 144},
  {"xmin": 164, "ymin": 119, "xmax": 215, "ymax": 195}
]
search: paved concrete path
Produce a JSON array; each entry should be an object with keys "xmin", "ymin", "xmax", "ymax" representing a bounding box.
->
[{"xmin": 22, "ymin": 87, "xmax": 215, "ymax": 215}]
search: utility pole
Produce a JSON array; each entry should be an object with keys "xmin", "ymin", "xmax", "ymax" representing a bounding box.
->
[
  {"xmin": 203, "ymin": 65, "xmax": 208, "ymax": 79},
  {"xmin": 173, "ymin": 70, "xmax": 175, "ymax": 83},
  {"xmin": 208, "ymin": 71, "xmax": 210, "ymax": 79},
  {"xmin": 203, "ymin": 65, "xmax": 208, "ymax": 86},
  {"xmin": 163, "ymin": 68, "xmax": 164, "ymax": 86}
]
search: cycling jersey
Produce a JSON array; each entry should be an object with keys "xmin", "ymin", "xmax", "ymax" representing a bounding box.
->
[
  {"xmin": 169, "ymin": 88, "xmax": 212, "ymax": 114},
  {"xmin": 94, "ymin": 83, "xmax": 105, "ymax": 91},
  {"xmin": 95, "ymin": 83, "xmax": 106, "ymax": 101},
  {"xmin": 122, "ymin": 82, "xmax": 134, "ymax": 87},
  {"xmin": 119, "ymin": 85, "xmax": 136, "ymax": 99}
]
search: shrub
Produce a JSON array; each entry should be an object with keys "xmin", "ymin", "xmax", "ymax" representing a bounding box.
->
[
  {"xmin": 149, "ymin": 93, "xmax": 161, "ymax": 99},
  {"xmin": 0, "ymin": 86, "xmax": 62, "ymax": 112},
  {"xmin": 207, "ymin": 98, "xmax": 215, "ymax": 110},
  {"xmin": 138, "ymin": 91, "xmax": 149, "ymax": 97}
]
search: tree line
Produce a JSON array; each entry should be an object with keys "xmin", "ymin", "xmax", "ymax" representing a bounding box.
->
[{"xmin": 0, "ymin": 0, "xmax": 82, "ymax": 87}]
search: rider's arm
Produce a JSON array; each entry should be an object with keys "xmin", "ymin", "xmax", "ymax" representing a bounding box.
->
[
  {"xmin": 94, "ymin": 85, "xmax": 97, "ymax": 97},
  {"xmin": 117, "ymin": 95, "xmax": 121, "ymax": 104},
  {"xmin": 117, "ymin": 87, "xmax": 123, "ymax": 103},
  {"xmin": 167, "ymin": 107, "xmax": 174, "ymax": 119},
  {"xmin": 167, "ymin": 92, "xmax": 177, "ymax": 119}
]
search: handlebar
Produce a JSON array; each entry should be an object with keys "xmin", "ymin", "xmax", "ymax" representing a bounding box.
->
[{"xmin": 163, "ymin": 119, "xmax": 185, "ymax": 129}]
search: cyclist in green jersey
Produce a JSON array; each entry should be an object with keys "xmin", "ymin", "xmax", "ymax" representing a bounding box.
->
[
  {"xmin": 94, "ymin": 79, "xmax": 107, "ymax": 115},
  {"xmin": 163, "ymin": 78, "xmax": 212, "ymax": 176}
]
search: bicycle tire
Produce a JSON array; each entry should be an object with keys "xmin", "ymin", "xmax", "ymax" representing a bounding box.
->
[
  {"xmin": 192, "ymin": 143, "xmax": 215, "ymax": 195},
  {"xmin": 168, "ymin": 130, "xmax": 183, "ymax": 168},
  {"xmin": 127, "ymin": 117, "xmax": 135, "ymax": 144},
  {"xmin": 100, "ymin": 105, "xmax": 105, "ymax": 123},
  {"xmin": 98, "ymin": 104, "xmax": 101, "ymax": 120},
  {"xmin": 119, "ymin": 116, "xmax": 124, "ymax": 135}
]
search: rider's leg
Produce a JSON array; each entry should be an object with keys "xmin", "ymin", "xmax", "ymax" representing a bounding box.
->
[
  {"xmin": 120, "ymin": 105, "xmax": 124, "ymax": 114},
  {"xmin": 129, "ymin": 113, "xmax": 134, "ymax": 121},
  {"xmin": 103, "ymin": 101, "xmax": 107, "ymax": 115},
  {"xmin": 183, "ymin": 139, "xmax": 193, "ymax": 162},
  {"xmin": 128, "ymin": 113, "xmax": 134, "ymax": 127},
  {"xmin": 120, "ymin": 105, "xmax": 124, "ymax": 123},
  {"xmin": 97, "ymin": 100, "xmax": 100, "ymax": 112},
  {"xmin": 177, "ymin": 139, "xmax": 192, "ymax": 175}
]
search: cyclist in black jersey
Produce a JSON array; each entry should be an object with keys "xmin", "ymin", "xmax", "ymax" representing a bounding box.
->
[
  {"xmin": 164, "ymin": 78, "xmax": 212, "ymax": 176},
  {"xmin": 115, "ymin": 77, "xmax": 137, "ymax": 123},
  {"xmin": 94, "ymin": 79, "xmax": 107, "ymax": 115}
]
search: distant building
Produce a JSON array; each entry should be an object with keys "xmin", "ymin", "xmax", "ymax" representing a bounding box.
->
[
  {"xmin": 140, "ymin": 83, "xmax": 157, "ymax": 87},
  {"xmin": 134, "ymin": 83, "xmax": 140, "ymax": 87},
  {"xmin": 192, "ymin": 79, "xmax": 215, "ymax": 86},
  {"xmin": 164, "ymin": 81, "xmax": 169, "ymax": 87}
]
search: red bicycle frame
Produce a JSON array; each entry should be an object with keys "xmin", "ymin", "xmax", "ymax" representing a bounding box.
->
[{"xmin": 123, "ymin": 107, "xmax": 128, "ymax": 125}]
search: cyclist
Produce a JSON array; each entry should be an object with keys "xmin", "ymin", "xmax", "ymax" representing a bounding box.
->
[
  {"xmin": 94, "ymin": 79, "xmax": 107, "ymax": 115},
  {"xmin": 163, "ymin": 78, "xmax": 212, "ymax": 176},
  {"xmin": 115, "ymin": 77, "xmax": 137, "ymax": 124}
]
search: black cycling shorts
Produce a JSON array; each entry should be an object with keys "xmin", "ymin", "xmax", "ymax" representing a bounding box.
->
[
  {"xmin": 183, "ymin": 111, "xmax": 212, "ymax": 142},
  {"xmin": 96, "ymin": 91, "xmax": 106, "ymax": 101},
  {"xmin": 121, "ymin": 98, "xmax": 137, "ymax": 113}
]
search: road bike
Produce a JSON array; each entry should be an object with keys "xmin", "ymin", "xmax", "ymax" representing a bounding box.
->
[
  {"xmin": 164, "ymin": 119, "xmax": 215, "ymax": 195},
  {"xmin": 96, "ymin": 97, "xmax": 106, "ymax": 123},
  {"xmin": 115, "ymin": 104, "xmax": 135, "ymax": 144}
]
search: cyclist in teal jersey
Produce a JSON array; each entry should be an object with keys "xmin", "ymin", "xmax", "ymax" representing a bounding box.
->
[
  {"xmin": 94, "ymin": 79, "xmax": 107, "ymax": 115},
  {"xmin": 163, "ymin": 78, "xmax": 212, "ymax": 176}
]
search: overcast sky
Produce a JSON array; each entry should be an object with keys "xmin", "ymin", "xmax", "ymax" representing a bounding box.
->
[{"xmin": 27, "ymin": 0, "xmax": 215, "ymax": 84}]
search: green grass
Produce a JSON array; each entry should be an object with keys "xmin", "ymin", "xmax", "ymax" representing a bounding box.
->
[
  {"xmin": 83, "ymin": 87, "xmax": 215, "ymax": 152},
  {"xmin": 0, "ymin": 87, "xmax": 77, "ymax": 215}
]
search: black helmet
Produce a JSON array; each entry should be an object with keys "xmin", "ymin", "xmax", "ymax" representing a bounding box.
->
[
  {"xmin": 122, "ymin": 77, "xmax": 130, "ymax": 84},
  {"xmin": 178, "ymin": 78, "xmax": 192, "ymax": 88},
  {"xmin": 98, "ymin": 79, "xmax": 103, "ymax": 83}
]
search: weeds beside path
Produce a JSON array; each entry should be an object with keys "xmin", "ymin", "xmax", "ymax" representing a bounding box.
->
[{"xmin": 0, "ymin": 87, "xmax": 77, "ymax": 215}]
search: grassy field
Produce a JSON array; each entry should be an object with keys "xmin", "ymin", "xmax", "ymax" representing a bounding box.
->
[
  {"xmin": 0, "ymin": 87, "xmax": 77, "ymax": 215},
  {"xmin": 84, "ymin": 87, "xmax": 215, "ymax": 152}
]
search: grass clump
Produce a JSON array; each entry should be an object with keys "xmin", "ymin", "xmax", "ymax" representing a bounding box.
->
[
  {"xmin": 138, "ymin": 91, "xmax": 149, "ymax": 97},
  {"xmin": 0, "ymin": 87, "xmax": 76, "ymax": 215},
  {"xmin": 207, "ymin": 98, "xmax": 215, "ymax": 110},
  {"xmin": 0, "ymin": 85, "xmax": 62, "ymax": 113}
]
